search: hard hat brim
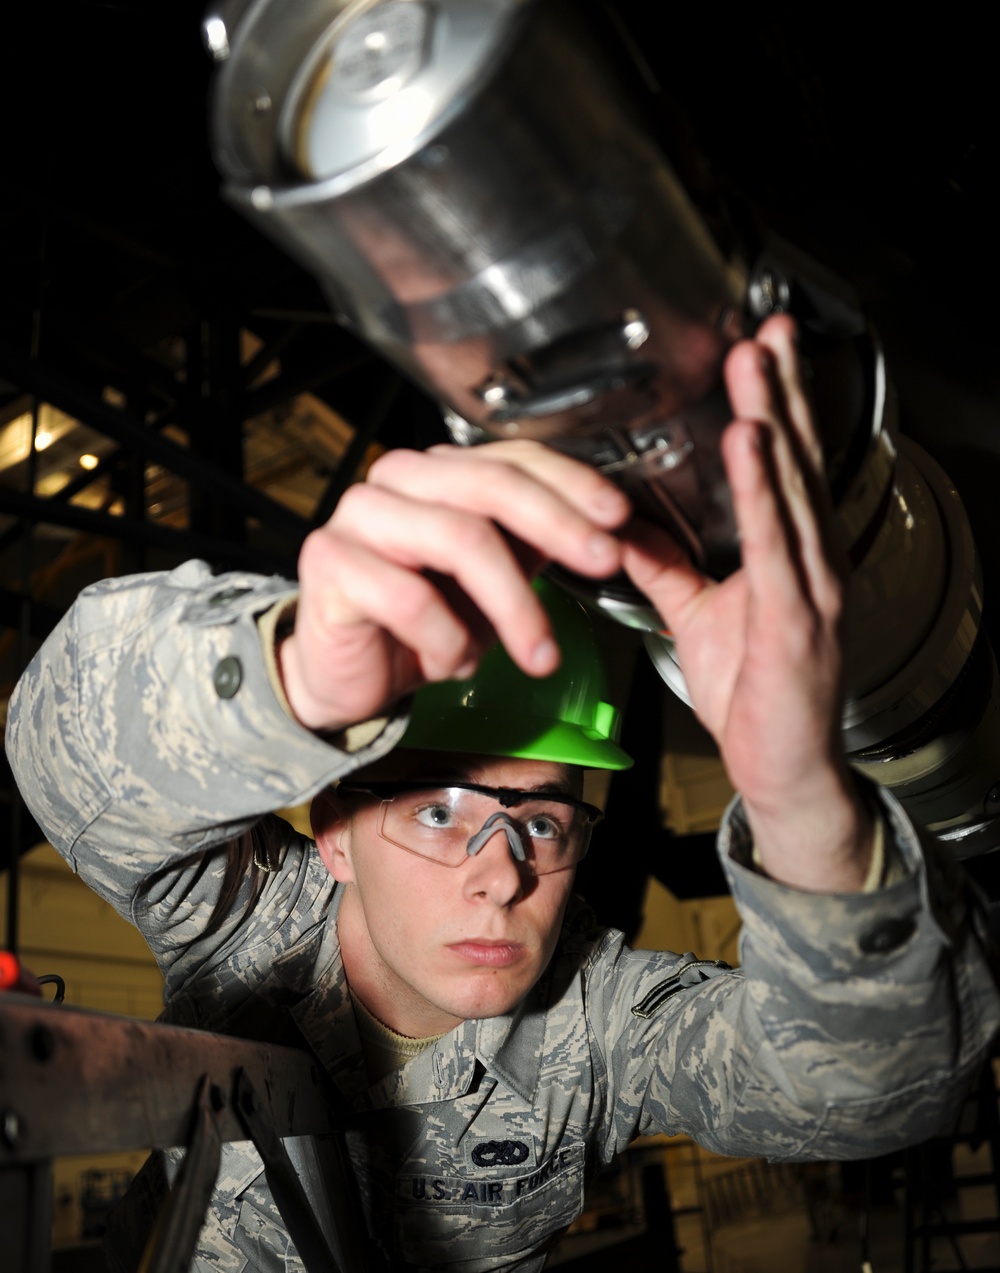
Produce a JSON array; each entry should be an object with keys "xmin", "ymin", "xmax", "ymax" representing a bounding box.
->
[{"xmin": 399, "ymin": 707, "xmax": 634, "ymax": 771}]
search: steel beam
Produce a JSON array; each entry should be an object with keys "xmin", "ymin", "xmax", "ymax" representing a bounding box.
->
[
  {"xmin": 0, "ymin": 486, "xmax": 295, "ymax": 578},
  {"xmin": 0, "ymin": 338, "xmax": 308, "ymax": 543}
]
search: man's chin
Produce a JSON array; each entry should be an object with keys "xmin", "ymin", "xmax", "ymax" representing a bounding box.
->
[{"xmin": 441, "ymin": 975, "xmax": 537, "ymax": 1023}]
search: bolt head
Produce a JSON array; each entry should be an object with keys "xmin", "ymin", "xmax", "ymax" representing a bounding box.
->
[
  {"xmin": 202, "ymin": 16, "xmax": 230, "ymax": 61},
  {"xmin": 1, "ymin": 1109, "xmax": 20, "ymax": 1148},
  {"xmin": 622, "ymin": 309, "xmax": 650, "ymax": 350},
  {"xmin": 748, "ymin": 269, "xmax": 790, "ymax": 319}
]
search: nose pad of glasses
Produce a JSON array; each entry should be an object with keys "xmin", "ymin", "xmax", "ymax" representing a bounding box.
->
[{"xmin": 466, "ymin": 812, "xmax": 527, "ymax": 863}]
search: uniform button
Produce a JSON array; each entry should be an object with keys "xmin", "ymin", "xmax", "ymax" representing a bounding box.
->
[
  {"xmin": 209, "ymin": 587, "xmax": 251, "ymax": 606},
  {"xmin": 859, "ymin": 917, "xmax": 915, "ymax": 954},
  {"xmin": 213, "ymin": 656, "xmax": 243, "ymax": 699}
]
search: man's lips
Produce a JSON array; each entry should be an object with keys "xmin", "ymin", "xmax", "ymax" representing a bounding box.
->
[{"xmin": 446, "ymin": 939, "xmax": 526, "ymax": 967}]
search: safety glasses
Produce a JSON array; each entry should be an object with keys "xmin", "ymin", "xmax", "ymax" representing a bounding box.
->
[{"xmin": 336, "ymin": 780, "xmax": 602, "ymax": 875}]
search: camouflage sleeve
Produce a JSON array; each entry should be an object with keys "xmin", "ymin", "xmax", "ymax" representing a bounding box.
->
[
  {"xmin": 4, "ymin": 560, "xmax": 408, "ymax": 935},
  {"xmin": 587, "ymin": 783, "xmax": 1000, "ymax": 1163}
]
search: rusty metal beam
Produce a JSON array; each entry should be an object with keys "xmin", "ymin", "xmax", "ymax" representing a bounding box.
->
[{"xmin": 0, "ymin": 995, "xmax": 341, "ymax": 1162}]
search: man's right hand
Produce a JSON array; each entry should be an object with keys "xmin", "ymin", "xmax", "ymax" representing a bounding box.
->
[{"xmin": 277, "ymin": 441, "xmax": 632, "ymax": 733}]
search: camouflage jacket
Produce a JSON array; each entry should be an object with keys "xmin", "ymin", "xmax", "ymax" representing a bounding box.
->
[{"xmin": 7, "ymin": 561, "xmax": 1000, "ymax": 1272}]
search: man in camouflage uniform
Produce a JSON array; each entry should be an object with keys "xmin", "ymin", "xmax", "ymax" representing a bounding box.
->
[{"xmin": 7, "ymin": 317, "xmax": 1000, "ymax": 1271}]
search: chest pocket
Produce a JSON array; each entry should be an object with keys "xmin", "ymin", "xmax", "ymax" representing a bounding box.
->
[{"xmin": 394, "ymin": 1140, "xmax": 585, "ymax": 1266}]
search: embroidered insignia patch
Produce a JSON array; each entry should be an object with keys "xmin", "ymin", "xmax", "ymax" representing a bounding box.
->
[{"xmin": 470, "ymin": 1139, "xmax": 530, "ymax": 1168}]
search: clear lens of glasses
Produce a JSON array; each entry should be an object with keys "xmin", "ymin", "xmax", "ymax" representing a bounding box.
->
[{"xmin": 376, "ymin": 787, "xmax": 592, "ymax": 873}]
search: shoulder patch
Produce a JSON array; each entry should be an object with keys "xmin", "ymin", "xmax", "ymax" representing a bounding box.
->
[{"xmin": 631, "ymin": 958, "xmax": 731, "ymax": 1019}]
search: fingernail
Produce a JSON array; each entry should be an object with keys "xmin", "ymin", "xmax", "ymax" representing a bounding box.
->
[
  {"xmin": 531, "ymin": 637, "xmax": 559, "ymax": 674},
  {"xmin": 592, "ymin": 487, "xmax": 629, "ymax": 520},
  {"xmin": 454, "ymin": 659, "xmax": 478, "ymax": 680},
  {"xmin": 587, "ymin": 531, "xmax": 618, "ymax": 561}
]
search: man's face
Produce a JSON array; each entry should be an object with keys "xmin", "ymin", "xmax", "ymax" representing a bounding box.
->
[{"xmin": 312, "ymin": 752, "xmax": 584, "ymax": 1039}]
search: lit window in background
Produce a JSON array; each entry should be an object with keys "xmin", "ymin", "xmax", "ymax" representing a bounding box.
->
[
  {"xmin": 0, "ymin": 405, "xmax": 108, "ymax": 477},
  {"xmin": 36, "ymin": 472, "xmax": 70, "ymax": 497}
]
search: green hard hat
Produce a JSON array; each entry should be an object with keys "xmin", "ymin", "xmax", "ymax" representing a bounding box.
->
[{"xmin": 399, "ymin": 579, "xmax": 633, "ymax": 770}]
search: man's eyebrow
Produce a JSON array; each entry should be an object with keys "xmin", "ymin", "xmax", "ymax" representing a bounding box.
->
[{"xmin": 519, "ymin": 780, "xmax": 576, "ymax": 798}]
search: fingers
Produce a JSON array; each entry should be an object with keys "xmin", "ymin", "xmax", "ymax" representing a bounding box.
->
[
  {"xmin": 720, "ymin": 420, "xmax": 804, "ymax": 615},
  {"xmin": 295, "ymin": 530, "xmax": 494, "ymax": 683},
  {"xmin": 368, "ymin": 443, "xmax": 631, "ymax": 549},
  {"xmin": 753, "ymin": 315, "xmax": 823, "ymax": 474},
  {"xmin": 285, "ymin": 520, "xmax": 531, "ymax": 732},
  {"xmin": 723, "ymin": 320, "xmax": 843, "ymax": 617},
  {"xmin": 297, "ymin": 441, "xmax": 630, "ymax": 692},
  {"xmin": 422, "ymin": 440, "xmax": 631, "ymax": 526},
  {"xmin": 325, "ymin": 482, "xmax": 570, "ymax": 675},
  {"xmin": 724, "ymin": 417, "xmax": 844, "ymax": 639},
  {"xmin": 619, "ymin": 517, "xmax": 709, "ymax": 634}
]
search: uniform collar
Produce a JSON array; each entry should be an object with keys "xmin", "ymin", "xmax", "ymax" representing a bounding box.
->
[
  {"xmin": 270, "ymin": 886, "xmax": 371, "ymax": 1102},
  {"xmin": 475, "ymin": 984, "xmax": 547, "ymax": 1105}
]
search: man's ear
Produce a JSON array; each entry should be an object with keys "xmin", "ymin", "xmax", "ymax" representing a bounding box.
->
[{"xmin": 310, "ymin": 789, "xmax": 355, "ymax": 883}]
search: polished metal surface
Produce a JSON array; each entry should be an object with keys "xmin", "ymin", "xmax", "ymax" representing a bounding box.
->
[
  {"xmin": 210, "ymin": 0, "xmax": 524, "ymax": 188},
  {"xmin": 285, "ymin": 0, "xmax": 517, "ymax": 182},
  {"xmin": 211, "ymin": 0, "xmax": 752, "ymax": 585},
  {"xmin": 841, "ymin": 441, "xmax": 982, "ymax": 750},
  {"xmin": 840, "ymin": 445, "xmax": 950, "ymax": 703},
  {"xmin": 828, "ymin": 331, "xmax": 899, "ymax": 556},
  {"xmin": 210, "ymin": 0, "xmax": 897, "ymax": 605},
  {"xmin": 848, "ymin": 630, "xmax": 1000, "ymax": 855},
  {"xmin": 206, "ymin": 0, "xmax": 1000, "ymax": 852}
]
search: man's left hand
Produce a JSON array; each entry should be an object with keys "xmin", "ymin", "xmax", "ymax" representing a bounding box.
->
[{"xmin": 623, "ymin": 316, "xmax": 874, "ymax": 892}]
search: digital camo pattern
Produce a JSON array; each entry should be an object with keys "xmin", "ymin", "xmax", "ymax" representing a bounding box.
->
[{"xmin": 7, "ymin": 561, "xmax": 1000, "ymax": 1272}]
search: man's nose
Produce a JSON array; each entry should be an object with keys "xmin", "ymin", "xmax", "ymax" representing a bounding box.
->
[
  {"xmin": 463, "ymin": 814, "xmax": 528, "ymax": 903},
  {"xmin": 466, "ymin": 813, "xmax": 527, "ymax": 863}
]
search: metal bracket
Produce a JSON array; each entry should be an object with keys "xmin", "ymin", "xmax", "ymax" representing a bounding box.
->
[
  {"xmin": 234, "ymin": 1068, "xmax": 348, "ymax": 1273},
  {"xmin": 139, "ymin": 1075, "xmax": 224, "ymax": 1273}
]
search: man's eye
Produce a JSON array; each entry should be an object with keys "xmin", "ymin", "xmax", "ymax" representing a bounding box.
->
[
  {"xmin": 415, "ymin": 804, "xmax": 454, "ymax": 829},
  {"xmin": 526, "ymin": 815, "xmax": 560, "ymax": 840}
]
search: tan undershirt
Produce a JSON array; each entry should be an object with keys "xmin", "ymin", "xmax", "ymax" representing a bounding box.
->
[{"xmin": 352, "ymin": 993, "xmax": 445, "ymax": 1082}]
